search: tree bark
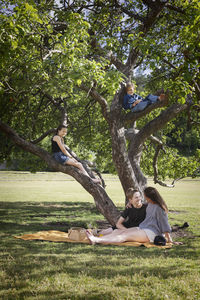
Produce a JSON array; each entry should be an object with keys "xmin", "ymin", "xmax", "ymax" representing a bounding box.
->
[
  {"xmin": 0, "ymin": 120, "xmax": 120, "ymax": 225},
  {"xmin": 109, "ymin": 121, "xmax": 141, "ymax": 194}
]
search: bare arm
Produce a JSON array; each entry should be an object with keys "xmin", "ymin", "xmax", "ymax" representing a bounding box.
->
[
  {"xmin": 53, "ymin": 136, "xmax": 72, "ymax": 157},
  {"xmin": 164, "ymin": 232, "xmax": 183, "ymax": 245},
  {"xmin": 116, "ymin": 216, "xmax": 127, "ymax": 230},
  {"xmin": 164, "ymin": 232, "xmax": 173, "ymax": 243},
  {"xmin": 132, "ymin": 99, "xmax": 142, "ymax": 107}
]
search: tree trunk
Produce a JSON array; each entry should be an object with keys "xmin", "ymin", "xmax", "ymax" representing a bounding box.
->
[
  {"xmin": 109, "ymin": 122, "xmax": 140, "ymax": 192},
  {"xmin": 128, "ymin": 137, "xmax": 147, "ymax": 191}
]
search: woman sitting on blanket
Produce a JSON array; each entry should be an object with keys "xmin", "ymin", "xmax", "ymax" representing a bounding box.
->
[{"xmin": 87, "ymin": 187, "xmax": 181, "ymax": 245}]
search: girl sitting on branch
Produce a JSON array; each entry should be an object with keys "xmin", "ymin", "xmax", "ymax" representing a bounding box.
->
[{"xmin": 52, "ymin": 125, "xmax": 101, "ymax": 184}]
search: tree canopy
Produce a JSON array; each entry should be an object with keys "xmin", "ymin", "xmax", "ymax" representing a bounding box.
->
[{"xmin": 0, "ymin": 0, "xmax": 199, "ymax": 223}]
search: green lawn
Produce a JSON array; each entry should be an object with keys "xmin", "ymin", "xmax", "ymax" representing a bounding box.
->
[{"xmin": 0, "ymin": 171, "xmax": 200, "ymax": 300}]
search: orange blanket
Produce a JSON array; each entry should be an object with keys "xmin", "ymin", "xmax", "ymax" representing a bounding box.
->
[{"xmin": 14, "ymin": 230, "xmax": 172, "ymax": 248}]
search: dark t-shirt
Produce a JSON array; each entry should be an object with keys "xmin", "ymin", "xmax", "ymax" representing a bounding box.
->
[{"xmin": 120, "ymin": 204, "xmax": 147, "ymax": 228}]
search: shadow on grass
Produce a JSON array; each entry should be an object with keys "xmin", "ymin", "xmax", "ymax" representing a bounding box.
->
[
  {"xmin": 0, "ymin": 201, "xmax": 101, "ymax": 233},
  {"xmin": 0, "ymin": 201, "xmax": 200, "ymax": 299}
]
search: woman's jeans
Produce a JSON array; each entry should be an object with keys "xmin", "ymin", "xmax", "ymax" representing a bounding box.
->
[{"xmin": 131, "ymin": 94, "xmax": 158, "ymax": 112}]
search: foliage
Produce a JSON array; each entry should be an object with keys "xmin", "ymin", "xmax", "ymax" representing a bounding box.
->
[{"xmin": 0, "ymin": 0, "xmax": 199, "ymax": 180}]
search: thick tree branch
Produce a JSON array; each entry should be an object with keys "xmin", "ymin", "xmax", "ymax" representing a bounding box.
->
[
  {"xmin": 0, "ymin": 120, "xmax": 119, "ymax": 224},
  {"xmin": 124, "ymin": 1, "xmax": 169, "ymax": 78},
  {"xmin": 123, "ymin": 97, "xmax": 169, "ymax": 123},
  {"xmin": 131, "ymin": 103, "xmax": 188, "ymax": 152},
  {"xmin": 106, "ymin": 51, "xmax": 127, "ymax": 74},
  {"xmin": 142, "ymin": 0, "xmax": 168, "ymax": 10},
  {"xmin": 153, "ymin": 145, "xmax": 174, "ymax": 187}
]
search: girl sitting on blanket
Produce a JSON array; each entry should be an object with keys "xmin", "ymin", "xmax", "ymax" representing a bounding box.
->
[{"xmin": 86, "ymin": 187, "xmax": 182, "ymax": 245}]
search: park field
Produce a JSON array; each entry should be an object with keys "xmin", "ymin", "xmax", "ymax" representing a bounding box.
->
[{"xmin": 0, "ymin": 171, "xmax": 200, "ymax": 300}]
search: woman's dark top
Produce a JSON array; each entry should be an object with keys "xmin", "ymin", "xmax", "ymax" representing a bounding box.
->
[
  {"xmin": 121, "ymin": 204, "xmax": 147, "ymax": 228},
  {"xmin": 51, "ymin": 137, "xmax": 61, "ymax": 153}
]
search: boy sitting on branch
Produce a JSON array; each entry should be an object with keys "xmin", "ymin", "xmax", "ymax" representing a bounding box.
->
[{"xmin": 123, "ymin": 82, "xmax": 168, "ymax": 113}]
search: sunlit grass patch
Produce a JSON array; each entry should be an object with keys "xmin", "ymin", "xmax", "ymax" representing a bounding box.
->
[{"xmin": 0, "ymin": 172, "xmax": 200, "ymax": 299}]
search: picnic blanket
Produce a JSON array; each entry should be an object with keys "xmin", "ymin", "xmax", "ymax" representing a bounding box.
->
[{"xmin": 14, "ymin": 230, "xmax": 172, "ymax": 248}]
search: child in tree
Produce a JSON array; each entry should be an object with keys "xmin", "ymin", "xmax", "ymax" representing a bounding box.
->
[
  {"xmin": 123, "ymin": 82, "xmax": 167, "ymax": 112},
  {"xmin": 52, "ymin": 125, "xmax": 101, "ymax": 184}
]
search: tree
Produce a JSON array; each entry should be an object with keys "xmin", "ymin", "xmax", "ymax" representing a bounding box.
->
[{"xmin": 0, "ymin": 0, "xmax": 199, "ymax": 224}]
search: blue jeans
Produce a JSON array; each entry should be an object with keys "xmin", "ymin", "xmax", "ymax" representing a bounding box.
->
[{"xmin": 131, "ymin": 94, "xmax": 158, "ymax": 112}]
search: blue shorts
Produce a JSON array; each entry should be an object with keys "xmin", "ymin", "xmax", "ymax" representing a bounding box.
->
[{"xmin": 53, "ymin": 152, "xmax": 70, "ymax": 164}]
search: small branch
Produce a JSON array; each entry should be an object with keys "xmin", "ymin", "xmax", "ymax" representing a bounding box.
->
[
  {"xmin": 171, "ymin": 177, "xmax": 185, "ymax": 185},
  {"xmin": 152, "ymin": 142, "xmax": 200, "ymax": 187},
  {"xmin": 43, "ymin": 93, "xmax": 68, "ymax": 125},
  {"xmin": 162, "ymin": 58, "xmax": 177, "ymax": 70},
  {"xmin": 115, "ymin": 1, "xmax": 145, "ymax": 22},
  {"xmin": 165, "ymin": 3, "xmax": 185, "ymax": 14},
  {"xmin": 80, "ymin": 84, "xmax": 110, "ymax": 121},
  {"xmin": 153, "ymin": 145, "xmax": 175, "ymax": 188},
  {"xmin": 31, "ymin": 128, "xmax": 56, "ymax": 144},
  {"xmin": 43, "ymin": 50, "xmax": 62, "ymax": 60},
  {"xmin": 3, "ymin": 81, "xmax": 17, "ymax": 93}
]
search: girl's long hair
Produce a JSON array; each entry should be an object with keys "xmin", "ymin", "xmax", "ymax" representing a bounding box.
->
[
  {"xmin": 55, "ymin": 124, "xmax": 67, "ymax": 135},
  {"xmin": 144, "ymin": 187, "xmax": 168, "ymax": 213}
]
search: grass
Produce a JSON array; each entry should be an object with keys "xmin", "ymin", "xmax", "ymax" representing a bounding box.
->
[{"xmin": 0, "ymin": 171, "xmax": 200, "ymax": 300}]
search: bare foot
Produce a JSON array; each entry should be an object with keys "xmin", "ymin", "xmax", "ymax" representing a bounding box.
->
[
  {"xmin": 92, "ymin": 178, "xmax": 102, "ymax": 184},
  {"xmin": 86, "ymin": 230, "xmax": 96, "ymax": 245},
  {"xmin": 158, "ymin": 94, "xmax": 169, "ymax": 105},
  {"xmin": 158, "ymin": 94, "xmax": 165, "ymax": 101},
  {"xmin": 159, "ymin": 93, "xmax": 168, "ymax": 102}
]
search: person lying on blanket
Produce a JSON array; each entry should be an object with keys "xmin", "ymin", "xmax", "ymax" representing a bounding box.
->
[
  {"xmin": 99, "ymin": 188, "xmax": 147, "ymax": 236},
  {"xmin": 86, "ymin": 187, "xmax": 183, "ymax": 245}
]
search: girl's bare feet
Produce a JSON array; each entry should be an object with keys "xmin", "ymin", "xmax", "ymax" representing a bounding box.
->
[
  {"xmin": 86, "ymin": 230, "xmax": 96, "ymax": 245},
  {"xmin": 92, "ymin": 178, "xmax": 102, "ymax": 184}
]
